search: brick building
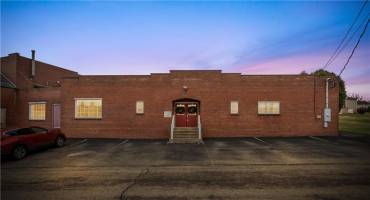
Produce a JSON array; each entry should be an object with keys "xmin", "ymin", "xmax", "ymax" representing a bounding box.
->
[
  {"xmin": 1, "ymin": 52, "xmax": 339, "ymax": 142},
  {"xmin": 1, "ymin": 52, "xmax": 78, "ymax": 130}
]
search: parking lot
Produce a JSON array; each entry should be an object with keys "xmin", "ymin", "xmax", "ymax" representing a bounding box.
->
[{"xmin": 2, "ymin": 135, "xmax": 370, "ymax": 200}]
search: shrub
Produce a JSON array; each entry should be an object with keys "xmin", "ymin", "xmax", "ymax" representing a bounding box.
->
[
  {"xmin": 311, "ymin": 69, "xmax": 346, "ymax": 110},
  {"xmin": 367, "ymin": 106, "xmax": 370, "ymax": 112},
  {"xmin": 357, "ymin": 107, "xmax": 367, "ymax": 114}
]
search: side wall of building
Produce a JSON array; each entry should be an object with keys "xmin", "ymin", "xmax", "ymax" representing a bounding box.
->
[
  {"xmin": 1, "ymin": 54, "xmax": 78, "ymax": 130},
  {"xmin": 60, "ymin": 72, "xmax": 339, "ymax": 139},
  {"xmin": 1, "ymin": 88, "xmax": 16, "ymax": 129},
  {"xmin": 13, "ymin": 88, "xmax": 62, "ymax": 129}
]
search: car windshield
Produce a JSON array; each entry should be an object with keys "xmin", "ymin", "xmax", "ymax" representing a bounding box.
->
[{"xmin": 5, "ymin": 130, "xmax": 18, "ymax": 136}]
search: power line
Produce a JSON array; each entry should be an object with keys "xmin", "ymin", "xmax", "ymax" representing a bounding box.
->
[
  {"xmin": 338, "ymin": 18, "xmax": 370, "ymax": 76},
  {"xmin": 322, "ymin": 0, "xmax": 368, "ymax": 69},
  {"xmin": 327, "ymin": 14, "xmax": 370, "ymax": 67}
]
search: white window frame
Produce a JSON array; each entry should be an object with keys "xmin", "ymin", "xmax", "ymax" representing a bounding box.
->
[
  {"xmin": 136, "ymin": 101, "xmax": 144, "ymax": 114},
  {"xmin": 258, "ymin": 101, "xmax": 280, "ymax": 115},
  {"xmin": 29, "ymin": 101, "xmax": 46, "ymax": 120},
  {"xmin": 74, "ymin": 98, "xmax": 102, "ymax": 119},
  {"xmin": 230, "ymin": 101, "xmax": 239, "ymax": 115}
]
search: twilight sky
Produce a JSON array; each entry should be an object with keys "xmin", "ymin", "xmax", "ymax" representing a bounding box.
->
[{"xmin": 1, "ymin": 1, "xmax": 370, "ymax": 99}]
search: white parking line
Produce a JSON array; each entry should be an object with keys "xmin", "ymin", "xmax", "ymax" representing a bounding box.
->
[
  {"xmin": 118, "ymin": 139, "xmax": 129, "ymax": 146},
  {"xmin": 108, "ymin": 139, "xmax": 129, "ymax": 151},
  {"xmin": 70, "ymin": 139, "xmax": 88, "ymax": 146},
  {"xmin": 254, "ymin": 137, "xmax": 269, "ymax": 144},
  {"xmin": 67, "ymin": 150, "xmax": 96, "ymax": 157},
  {"xmin": 309, "ymin": 136, "xmax": 331, "ymax": 143}
]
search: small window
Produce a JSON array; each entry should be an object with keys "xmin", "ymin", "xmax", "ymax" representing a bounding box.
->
[
  {"xmin": 29, "ymin": 102, "xmax": 46, "ymax": 120},
  {"xmin": 230, "ymin": 101, "xmax": 239, "ymax": 114},
  {"xmin": 258, "ymin": 101, "xmax": 280, "ymax": 115},
  {"xmin": 188, "ymin": 104, "xmax": 198, "ymax": 115},
  {"xmin": 75, "ymin": 98, "xmax": 102, "ymax": 119},
  {"xmin": 136, "ymin": 101, "xmax": 144, "ymax": 114},
  {"xmin": 175, "ymin": 104, "xmax": 185, "ymax": 115}
]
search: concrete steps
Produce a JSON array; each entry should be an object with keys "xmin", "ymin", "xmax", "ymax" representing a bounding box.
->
[{"xmin": 171, "ymin": 127, "xmax": 202, "ymax": 144}]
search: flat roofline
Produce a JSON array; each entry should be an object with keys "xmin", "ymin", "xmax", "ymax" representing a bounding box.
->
[
  {"xmin": 241, "ymin": 74, "xmax": 312, "ymax": 76},
  {"xmin": 169, "ymin": 70, "xmax": 222, "ymax": 72},
  {"xmin": 0, "ymin": 55, "xmax": 339, "ymax": 78},
  {"xmin": 65, "ymin": 73, "xmax": 336, "ymax": 78}
]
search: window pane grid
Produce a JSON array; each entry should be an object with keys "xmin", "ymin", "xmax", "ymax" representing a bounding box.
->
[
  {"xmin": 230, "ymin": 101, "xmax": 239, "ymax": 114},
  {"xmin": 29, "ymin": 103, "xmax": 46, "ymax": 120},
  {"xmin": 136, "ymin": 101, "xmax": 144, "ymax": 114},
  {"xmin": 75, "ymin": 99, "xmax": 102, "ymax": 119},
  {"xmin": 258, "ymin": 101, "xmax": 280, "ymax": 115}
]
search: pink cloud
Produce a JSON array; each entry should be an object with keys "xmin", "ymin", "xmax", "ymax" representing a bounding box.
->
[
  {"xmin": 239, "ymin": 53, "xmax": 329, "ymax": 74},
  {"xmin": 238, "ymin": 51, "xmax": 370, "ymax": 100}
]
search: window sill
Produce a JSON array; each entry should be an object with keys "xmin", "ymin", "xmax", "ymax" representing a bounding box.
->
[{"xmin": 29, "ymin": 119, "xmax": 46, "ymax": 121}]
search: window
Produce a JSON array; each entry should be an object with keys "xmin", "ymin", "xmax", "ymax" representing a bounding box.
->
[
  {"xmin": 29, "ymin": 102, "xmax": 46, "ymax": 120},
  {"xmin": 258, "ymin": 101, "xmax": 280, "ymax": 115},
  {"xmin": 31, "ymin": 127, "xmax": 48, "ymax": 133},
  {"xmin": 230, "ymin": 101, "xmax": 239, "ymax": 114},
  {"xmin": 188, "ymin": 104, "xmax": 198, "ymax": 115},
  {"xmin": 175, "ymin": 104, "xmax": 185, "ymax": 114},
  {"xmin": 75, "ymin": 98, "xmax": 102, "ymax": 119},
  {"xmin": 5, "ymin": 129, "xmax": 18, "ymax": 136},
  {"xmin": 136, "ymin": 101, "xmax": 144, "ymax": 114},
  {"xmin": 17, "ymin": 128, "xmax": 33, "ymax": 136}
]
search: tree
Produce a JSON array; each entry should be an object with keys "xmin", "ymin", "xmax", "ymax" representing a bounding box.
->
[
  {"xmin": 348, "ymin": 93, "xmax": 363, "ymax": 101},
  {"xmin": 300, "ymin": 70, "xmax": 309, "ymax": 75},
  {"xmin": 311, "ymin": 69, "xmax": 346, "ymax": 110}
]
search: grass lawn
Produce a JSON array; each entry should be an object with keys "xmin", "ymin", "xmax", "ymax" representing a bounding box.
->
[{"xmin": 339, "ymin": 113, "xmax": 370, "ymax": 135}]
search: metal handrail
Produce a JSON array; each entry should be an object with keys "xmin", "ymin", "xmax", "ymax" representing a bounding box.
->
[
  {"xmin": 198, "ymin": 115, "xmax": 202, "ymax": 140},
  {"xmin": 170, "ymin": 115, "xmax": 175, "ymax": 141}
]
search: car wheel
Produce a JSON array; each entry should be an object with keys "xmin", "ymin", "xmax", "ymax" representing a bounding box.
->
[
  {"xmin": 55, "ymin": 136, "xmax": 65, "ymax": 147},
  {"xmin": 12, "ymin": 145, "xmax": 27, "ymax": 160}
]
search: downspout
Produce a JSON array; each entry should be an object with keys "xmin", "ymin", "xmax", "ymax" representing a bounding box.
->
[
  {"xmin": 324, "ymin": 78, "xmax": 331, "ymax": 128},
  {"xmin": 198, "ymin": 115, "xmax": 201, "ymax": 140},
  {"xmin": 326, "ymin": 78, "xmax": 329, "ymax": 109},
  {"xmin": 170, "ymin": 115, "xmax": 175, "ymax": 142},
  {"xmin": 313, "ymin": 75, "xmax": 316, "ymax": 117}
]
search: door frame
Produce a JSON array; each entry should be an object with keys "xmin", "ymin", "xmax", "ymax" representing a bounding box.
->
[
  {"xmin": 52, "ymin": 104, "xmax": 61, "ymax": 128},
  {"xmin": 172, "ymin": 98, "xmax": 200, "ymax": 128}
]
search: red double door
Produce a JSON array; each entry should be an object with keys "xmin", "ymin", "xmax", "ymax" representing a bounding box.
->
[{"xmin": 175, "ymin": 103, "xmax": 198, "ymax": 127}]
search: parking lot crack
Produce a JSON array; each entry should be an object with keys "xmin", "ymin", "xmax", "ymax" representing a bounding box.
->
[{"xmin": 120, "ymin": 168, "xmax": 149, "ymax": 200}]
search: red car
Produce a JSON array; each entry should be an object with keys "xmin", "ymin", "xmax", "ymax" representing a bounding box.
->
[{"xmin": 1, "ymin": 126, "xmax": 66, "ymax": 160}]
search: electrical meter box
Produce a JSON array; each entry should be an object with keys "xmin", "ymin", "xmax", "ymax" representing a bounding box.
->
[{"xmin": 324, "ymin": 108, "xmax": 331, "ymax": 122}]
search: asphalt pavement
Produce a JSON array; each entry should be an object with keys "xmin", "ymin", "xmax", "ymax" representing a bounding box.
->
[{"xmin": 2, "ymin": 135, "xmax": 370, "ymax": 200}]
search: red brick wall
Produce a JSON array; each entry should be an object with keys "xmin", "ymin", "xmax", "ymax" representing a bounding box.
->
[
  {"xmin": 1, "ymin": 54, "xmax": 339, "ymax": 138},
  {"xmin": 13, "ymin": 88, "xmax": 62, "ymax": 130},
  {"xmin": 16, "ymin": 56, "xmax": 78, "ymax": 88},
  {"xmin": 1, "ymin": 54, "xmax": 18, "ymax": 84},
  {"xmin": 60, "ymin": 71, "xmax": 339, "ymax": 139},
  {"xmin": 1, "ymin": 88, "xmax": 16, "ymax": 129},
  {"xmin": 1, "ymin": 54, "xmax": 78, "ymax": 130}
]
